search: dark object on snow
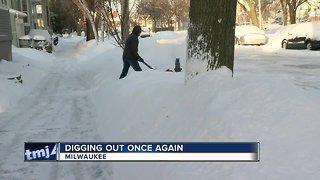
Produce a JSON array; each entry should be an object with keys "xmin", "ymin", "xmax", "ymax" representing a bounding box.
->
[
  {"xmin": 8, "ymin": 74, "xmax": 21, "ymax": 80},
  {"xmin": 165, "ymin": 69, "xmax": 173, "ymax": 72},
  {"xmin": 120, "ymin": 25, "xmax": 143, "ymax": 79},
  {"xmin": 174, "ymin": 58, "xmax": 182, "ymax": 72},
  {"xmin": 8, "ymin": 74, "xmax": 23, "ymax": 84}
]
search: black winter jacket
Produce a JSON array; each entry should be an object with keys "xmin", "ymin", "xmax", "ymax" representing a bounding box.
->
[{"xmin": 122, "ymin": 33, "xmax": 141, "ymax": 61}]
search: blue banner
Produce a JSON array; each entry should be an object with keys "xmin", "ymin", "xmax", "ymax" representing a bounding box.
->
[
  {"xmin": 24, "ymin": 142, "xmax": 57, "ymax": 161},
  {"xmin": 25, "ymin": 142, "xmax": 259, "ymax": 162},
  {"xmin": 59, "ymin": 142, "xmax": 259, "ymax": 153}
]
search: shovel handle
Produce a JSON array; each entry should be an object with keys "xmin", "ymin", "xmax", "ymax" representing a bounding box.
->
[{"xmin": 142, "ymin": 61, "xmax": 155, "ymax": 70}]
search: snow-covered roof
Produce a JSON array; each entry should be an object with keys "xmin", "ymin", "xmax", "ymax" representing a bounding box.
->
[
  {"xmin": 29, "ymin": 29, "xmax": 51, "ymax": 41},
  {"xmin": 18, "ymin": 35, "xmax": 32, "ymax": 40},
  {"xmin": 9, "ymin": 8, "xmax": 27, "ymax": 18}
]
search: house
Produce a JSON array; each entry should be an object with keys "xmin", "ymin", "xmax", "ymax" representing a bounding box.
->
[
  {"xmin": 0, "ymin": 6, "xmax": 12, "ymax": 61},
  {"xmin": 0, "ymin": 0, "xmax": 50, "ymax": 48},
  {"xmin": 32, "ymin": 0, "xmax": 50, "ymax": 29},
  {"xmin": 0, "ymin": 0, "xmax": 33, "ymax": 47}
]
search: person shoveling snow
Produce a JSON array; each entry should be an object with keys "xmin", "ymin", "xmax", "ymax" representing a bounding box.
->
[{"xmin": 119, "ymin": 25, "xmax": 145, "ymax": 79}]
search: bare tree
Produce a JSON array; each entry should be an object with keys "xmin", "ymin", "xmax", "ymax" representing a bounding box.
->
[
  {"xmin": 98, "ymin": 0, "xmax": 123, "ymax": 48},
  {"xmin": 237, "ymin": 0, "xmax": 274, "ymax": 27},
  {"xmin": 170, "ymin": 0, "xmax": 189, "ymax": 30},
  {"xmin": 72, "ymin": 0, "xmax": 99, "ymax": 43},
  {"xmin": 187, "ymin": 0, "xmax": 237, "ymax": 80},
  {"xmin": 97, "ymin": 0, "xmax": 135, "ymax": 48},
  {"xmin": 136, "ymin": 0, "xmax": 169, "ymax": 31},
  {"xmin": 238, "ymin": 0, "xmax": 259, "ymax": 27},
  {"xmin": 279, "ymin": 0, "xmax": 307, "ymax": 25},
  {"xmin": 161, "ymin": 1, "xmax": 174, "ymax": 28},
  {"xmin": 262, "ymin": 0, "xmax": 282, "ymax": 21},
  {"xmin": 136, "ymin": 0, "xmax": 189, "ymax": 30},
  {"xmin": 280, "ymin": 0, "xmax": 289, "ymax": 25},
  {"xmin": 49, "ymin": 0, "xmax": 82, "ymax": 34},
  {"xmin": 287, "ymin": 0, "xmax": 308, "ymax": 24}
]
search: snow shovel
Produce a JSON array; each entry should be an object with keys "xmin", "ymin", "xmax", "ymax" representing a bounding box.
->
[{"xmin": 141, "ymin": 61, "xmax": 155, "ymax": 70}]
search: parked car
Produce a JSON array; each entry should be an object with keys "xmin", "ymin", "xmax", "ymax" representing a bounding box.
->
[
  {"xmin": 235, "ymin": 25, "xmax": 267, "ymax": 45},
  {"xmin": 274, "ymin": 16, "xmax": 283, "ymax": 25},
  {"xmin": 280, "ymin": 22, "xmax": 320, "ymax": 50},
  {"xmin": 140, "ymin": 27, "xmax": 151, "ymax": 38},
  {"xmin": 19, "ymin": 29, "xmax": 58, "ymax": 53}
]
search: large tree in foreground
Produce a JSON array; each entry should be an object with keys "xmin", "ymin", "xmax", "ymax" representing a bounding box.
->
[{"xmin": 186, "ymin": 0, "xmax": 237, "ymax": 80}]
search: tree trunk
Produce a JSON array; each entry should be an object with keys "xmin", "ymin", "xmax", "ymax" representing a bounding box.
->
[
  {"xmin": 101, "ymin": 17, "xmax": 105, "ymax": 42},
  {"xmin": 121, "ymin": 0, "xmax": 130, "ymax": 41},
  {"xmin": 95, "ymin": 12, "xmax": 101, "ymax": 37},
  {"xmin": 177, "ymin": 19, "xmax": 181, "ymax": 30},
  {"xmin": 152, "ymin": 19, "xmax": 157, "ymax": 32},
  {"xmin": 288, "ymin": 1, "xmax": 297, "ymax": 24},
  {"xmin": 187, "ymin": 0, "xmax": 237, "ymax": 80},
  {"xmin": 72, "ymin": 0, "xmax": 98, "ymax": 42},
  {"xmin": 237, "ymin": 0, "xmax": 259, "ymax": 27},
  {"xmin": 85, "ymin": 0, "xmax": 98, "ymax": 42},
  {"xmin": 247, "ymin": 0, "xmax": 259, "ymax": 27},
  {"xmin": 289, "ymin": 8, "xmax": 297, "ymax": 24},
  {"xmin": 86, "ymin": 18, "xmax": 95, "ymax": 41},
  {"xmin": 280, "ymin": 0, "xmax": 288, "ymax": 25}
]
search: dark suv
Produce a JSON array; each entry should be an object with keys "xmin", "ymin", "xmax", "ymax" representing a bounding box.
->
[{"xmin": 281, "ymin": 22, "xmax": 320, "ymax": 50}]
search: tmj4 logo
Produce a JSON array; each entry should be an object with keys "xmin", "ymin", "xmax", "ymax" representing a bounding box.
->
[{"xmin": 25, "ymin": 144, "xmax": 57, "ymax": 160}]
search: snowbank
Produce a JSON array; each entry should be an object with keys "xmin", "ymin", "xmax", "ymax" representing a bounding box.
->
[
  {"xmin": 90, "ymin": 56, "xmax": 320, "ymax": 179},
  {"xmin": 0, "ymin": 47, "xmax": 55, "ymax": 112},
  {"xmin": 74, "ymin": 32, "xmax": 320, "ymax": 179}
]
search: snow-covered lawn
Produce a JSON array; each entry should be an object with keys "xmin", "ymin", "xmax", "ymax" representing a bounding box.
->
[{"xmin": 0, "ymin": 31, "xmax": 320, "ymax": 179}]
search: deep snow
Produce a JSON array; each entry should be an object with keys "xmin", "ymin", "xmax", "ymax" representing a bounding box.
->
[{"xmin": 0, "ymin": 30, "xmax": 320, "ymax": 179}]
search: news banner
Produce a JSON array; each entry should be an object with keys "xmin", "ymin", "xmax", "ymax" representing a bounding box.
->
[{"xmin": 24, "ymin": 142, "xmax": 260, "ymax": 162}]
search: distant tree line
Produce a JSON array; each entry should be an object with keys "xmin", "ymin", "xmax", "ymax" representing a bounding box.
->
[
  {"xmin": 49, "ymin": 0, "xmax": 189, "ymax": 47},
  {"xmin": 237, "ymin": 0, "xmax": 308, "ymax": 26},
  {"xmin": 136, "ymin": 0, "xmax": 189, "ymax": 32}
]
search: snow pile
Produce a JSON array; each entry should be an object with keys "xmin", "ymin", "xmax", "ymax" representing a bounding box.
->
[
  {"xmin": 310, "ymin": 21, "xmax": 320, "ymax": 39},
  {"xmin": 76, "ymin": 39, "xmax": 98, "ymax": 55},
  {"xmin": 91, "ymin": 58, "xmax": 320, "ymax": 179},
  {"xmin": 0, "ymin": 47, "xmax": 54, "ymax": 112},
  {"xmin": 153, "ymin": 31, "xmax": 186, "ymax": 45},
  {"xmin": 75, "ymin": 32, "xmax": 320, "ymax": 179}
]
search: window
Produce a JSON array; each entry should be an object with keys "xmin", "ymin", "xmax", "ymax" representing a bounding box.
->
[
  {"xmin": 22, "ymin": 0, "xmax": 27, "ymax": 11},
  {"xmin": 1, "ymin": 0, "xmax": 8, "ymax": 7},
  {"xmin": 17, "ymin": 0, "xmax": 21, "ymax": 11},
  {"xmin": 23, "ymin": 12, "xmax": 28, "ymax": 23},
  {"xmin": 36, "ymin": 4, "xmax": 42, "ymax": 14},
  {"xmin": 21, "ymin": 0, "xmax": 29, "ymax": 23}
]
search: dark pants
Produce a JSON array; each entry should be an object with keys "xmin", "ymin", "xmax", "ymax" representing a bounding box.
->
[{"xmin": 119, "ymin": 58, "xmax": 142, "ymax": 79}]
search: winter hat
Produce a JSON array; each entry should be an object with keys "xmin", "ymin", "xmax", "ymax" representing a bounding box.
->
[{"xmin": 132, "ymin": 25, "xmax": 142, "ymax": 36}]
